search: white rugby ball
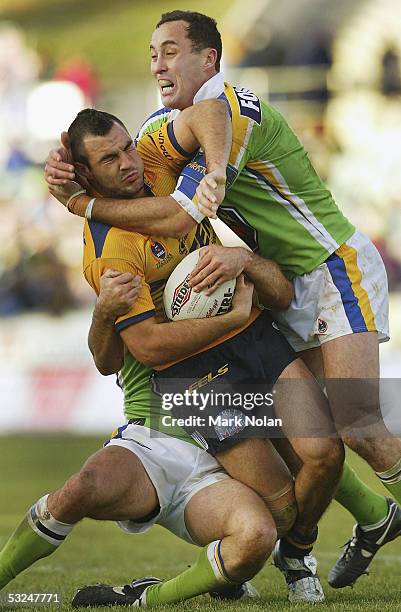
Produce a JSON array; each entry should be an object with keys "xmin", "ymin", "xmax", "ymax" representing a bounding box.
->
[{"xmin": 163, "ymin": 249, "xmax": 236, "ymax": 321}]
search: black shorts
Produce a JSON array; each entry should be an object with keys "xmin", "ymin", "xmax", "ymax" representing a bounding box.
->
[{"xmin": 152, "ymin": 310, "xmax": 296, "ymax": 456}]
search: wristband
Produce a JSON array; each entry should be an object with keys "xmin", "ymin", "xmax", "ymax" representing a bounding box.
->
[
  {"xmin": 68, "ymin": 194, "xmax": 90, "ymax": 217},
  {"xmin": 66, "ymin": 189, "xmax": 86, "ymax": 212},
  {"xmin": 85, "ymin": 198, "xmax": 96, "ymax": 220}
]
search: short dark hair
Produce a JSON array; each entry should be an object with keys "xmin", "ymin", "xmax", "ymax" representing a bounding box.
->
[
  {"xmin": 156, "ymin": 11, "xmax": 222, "ymax": 72},
  {"xmin": 68, "ymin": 108, "xmax": 127, "ymax": 166}
]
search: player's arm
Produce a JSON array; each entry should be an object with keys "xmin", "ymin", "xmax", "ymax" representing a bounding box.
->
[
  {"xmin": 120, "ymin": 275, "xmax": 253, "ymax": 368},
  {"xmin": 189, "ymin": 245, "xmax": 294, "ymax": 310},
  {"xmin": 88, "ymin": 270, "xmax": 142, "ymax": 375},
  {"xmin": 46, "ymin": 100, "xmax": 231, "ymax": 236}
]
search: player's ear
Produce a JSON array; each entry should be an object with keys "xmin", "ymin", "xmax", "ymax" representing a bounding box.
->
[{"xmin": 204, "ymin": 48, "xmax": 217, "ymax": 71}]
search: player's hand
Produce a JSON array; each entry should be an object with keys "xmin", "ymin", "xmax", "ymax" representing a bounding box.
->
[
  {"xmin": 96, "ymin": 270, "xmax": 142, "ymax": 320},
  {"xmin": 229, "ymin": 274, "xmax": 254, "ymax": 326},
  {"xmin": 48, "ymin": 179, "xmax": 86, "ymax": 208},
  {"xmin": 196, "ymin": 167, "xmax": 226, "ymax": 219},
  {"xmin": 189, "ymin": 245, "xmax": 252, "ymax": 294},
  {"xmin": 45, "ymin": 132, "xmax": 75, "ymax": 186}
]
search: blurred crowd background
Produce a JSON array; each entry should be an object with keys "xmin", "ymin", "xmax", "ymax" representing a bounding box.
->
[{"xmin": 0, "ymin": 0, "xmax": 400, "ymax": 432}]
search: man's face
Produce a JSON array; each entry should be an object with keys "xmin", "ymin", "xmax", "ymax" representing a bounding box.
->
[
  {"xmin": 81, "ymin": 123, "xmax": 144, "ymax": 198},
  {"xmin": 150, "ymin": 20, "xmax": 214, "ymax": 110}
]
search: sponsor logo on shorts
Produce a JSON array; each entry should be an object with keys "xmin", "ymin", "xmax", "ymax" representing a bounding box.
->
[
  {"xmin": 318, "ymin": 318, "xmax": 328, "ymax": 334},
  {"xmin": 171, "ymin": 275, "xmax": 192, "ymax": 317},
  {"xmin": 188, "ymin": 364, "xmax": 229, "ymax": 392}
]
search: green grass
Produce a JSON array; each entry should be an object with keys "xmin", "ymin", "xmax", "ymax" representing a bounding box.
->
[
  {"xmin": 0, "ymin": 435, "xmax": 400, "ymax": 611},
  {"xmin": 0, "ymin": 0, "xmax": 233, "ymax": 87}
]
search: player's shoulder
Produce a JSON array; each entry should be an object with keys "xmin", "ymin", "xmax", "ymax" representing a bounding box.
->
[
  {"xmin": 136, "ymin": 106, "xmax": 180, "ymax": 142},
  {"xmin": 222, "ymin": 81, "xmax": 275, "ymax": 128},
  {"xmin": 84, "ymin": 219, "xmax": 147, "ymax": 261}
]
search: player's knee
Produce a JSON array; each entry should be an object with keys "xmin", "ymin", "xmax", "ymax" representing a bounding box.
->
[
  {"xmin": 343, "ymin": 436, "xmax": 379, "ymax": 462},
  {"xmin": 305, "ymin": 438, "xmax": 344, "ymax": 476},
  {"xmin": 60, "ymin": 467, "xmax": 105, "ymax": 515},
  {"xmin": 234, "ymin": 520, "xmax": 276, "ymax": 573}
]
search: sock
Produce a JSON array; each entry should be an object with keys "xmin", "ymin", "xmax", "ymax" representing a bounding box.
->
[
  {"xmin": 280, "ymin": 526, "xmax": 318, "ymax": 559},
  {"xmin": 376, "ymin": 458, "xmax": 401, "ymax": 506},
  {"xmin": 145, "ymin": 540, "xmax": 235, "ymax": 606},
  {"xmin": 0, "ymin": 495, "xmax": 74, "ymax": 589},
  {"xmin": 334, "ymin": 462, "xmax": 389, "ymax": 527}
]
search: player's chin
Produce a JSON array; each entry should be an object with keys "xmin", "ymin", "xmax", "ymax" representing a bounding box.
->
[{"xmin": 120, "ymin": 179, "xmax": 143, "ymax": 197}]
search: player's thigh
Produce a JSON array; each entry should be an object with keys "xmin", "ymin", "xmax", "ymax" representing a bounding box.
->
[
  {"xmin": 321, "ymin": 331, "xmax": 379, "ymax": 379},
  {"xmin": 299, "ymin": 346, "xmax": 325, "ymax": 385},
  {"xmin": 321, "ymin": 331, "xmax": 384, "ymax": 436},
  {"xmin": 79, "ymin": 445, "xmax": 158, "ymax": 520},
  {"xmin": 184, "ymin": 479, "xmax": 275, "ymax": 546},
  {"xmin": 274, "ymin": 357, "xmax": 337, "ymax": 437},
  {"xmin": 214, "ymin": 438, "xmax": 292, "ymax": 500}
]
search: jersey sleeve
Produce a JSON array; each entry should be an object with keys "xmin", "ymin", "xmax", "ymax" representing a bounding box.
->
[
  {"xmin": 137, "ymin": 120, "xmax": 196, "ymax": 197},
  {"xmin": 83, "ymin": 230, "xmax": 156, "ymax": 333},
  {"xmin": 169, "ymin": 86, "xmax": 263, "ymax": 223}
]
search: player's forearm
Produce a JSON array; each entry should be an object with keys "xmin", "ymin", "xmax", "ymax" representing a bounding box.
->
[
  {"xmin": 88, "ymin": 305, "xmax": 124, "ymax": 375},
  {"xmin": 180, "ymin": 100, "xmax": 232, "ymax": 172},
  {"xmin": 244, "ymin": 254, "xmax": 294, "ymax": 310},
  {"xmin": 127, "ymin": 313, "xmax": 242, "ymax": 368},
  {"xmin": 71, "ymin": 194, "xmax": 195, "ymax": 237}
]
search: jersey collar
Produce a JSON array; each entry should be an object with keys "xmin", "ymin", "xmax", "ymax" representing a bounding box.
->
[{"xmin": 193, "ymin": 72, "xmax": 225, "ymax": 104}]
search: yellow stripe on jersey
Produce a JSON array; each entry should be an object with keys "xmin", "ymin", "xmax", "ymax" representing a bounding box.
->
[
  {"xmin": 246, "ymin": 160, "xmax": 300, "ymax": 206},
  {"xmin": 224, "ymin": 85, "xmax": 255, "ymax": 171},
  {"xmin": 335, "ymin": 243, "xmax": 377, "ymax": 332}
]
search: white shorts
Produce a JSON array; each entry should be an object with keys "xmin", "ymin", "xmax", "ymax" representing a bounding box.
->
[
  {"xmin": 106, "ymin": 424, "xmax": 229, "ymax": 544},
  {"xmin": 274, "ymin": 231, "xmax": 390, "ymax": 352}
]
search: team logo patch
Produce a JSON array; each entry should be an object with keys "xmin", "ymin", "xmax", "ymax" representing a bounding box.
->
[
  {"xmin": 171, "ymin": 275, "xmax": 192, "ymax": 318},
  {"xmin": 214, "ymin": 409, "xmax": 246, "ymax": 441},
  {"xmin": 150, "ymin": 240, "xmax": 167, "ymax": 260},
  {"xmin": 318, "ymin": 318, "xmax": 328, "ymax": 334}
]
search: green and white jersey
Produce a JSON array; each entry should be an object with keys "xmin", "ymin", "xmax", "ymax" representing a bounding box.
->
[{"xmin": 139, "ymin": 73, "xmax": 355, "ymax": 279}]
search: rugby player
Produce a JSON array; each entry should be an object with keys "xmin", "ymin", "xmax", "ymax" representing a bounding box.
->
[
  {"xmin": 45, "ymin": 108, "xmax": 346, "ymax": 604},
  {"xmin": 45, "ymin": 10, "xmax": 401, "ymax": 592}
]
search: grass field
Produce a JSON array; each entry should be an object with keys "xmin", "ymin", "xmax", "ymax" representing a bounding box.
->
[{"xmin": 0, "ymin": 435, "xmax": 400, "ymax": 611}]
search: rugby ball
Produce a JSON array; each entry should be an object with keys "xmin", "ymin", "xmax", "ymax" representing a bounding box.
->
[{"xmin": 163, "ymin": 249, "xmax": 236, "ymax": 321}]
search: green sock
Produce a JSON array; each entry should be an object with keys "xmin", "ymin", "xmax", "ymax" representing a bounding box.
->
[
  {"xmin": 335, "ymin": 462, "xmax": 388, "ymax": 527},
  {"xmin": 145, "ymin": 540, "xmax": 233, "ymax": 606},
  {"xmin": 0, "ymin": 516, "xmax": 56, "ymax": 589},
  {"xmin": 0, "ymin": 496, "xmax": 73, "ymax": 590},
  {"xmin": 376, "ymin": 457, "xmax": 401, "ymax": 506}
]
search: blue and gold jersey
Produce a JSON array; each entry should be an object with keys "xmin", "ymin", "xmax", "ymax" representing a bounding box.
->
[
  {"xmin": 83, "ymin": 218, "xmax": 217, "ymax": 330},
  {"xmin": 83, "ymin": 124, "xmax": 219, "ymax": 430}
]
